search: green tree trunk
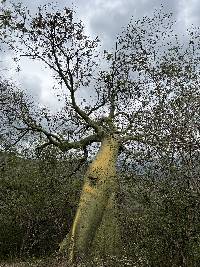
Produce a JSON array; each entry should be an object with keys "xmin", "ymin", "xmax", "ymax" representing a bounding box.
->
[
  {"xmin": 91, "ymin": 190, "xmax": 122, "ymax": 260},
  {"xmin": 65, "ymin": 135, "xmax": 121, "ymax": 264}
]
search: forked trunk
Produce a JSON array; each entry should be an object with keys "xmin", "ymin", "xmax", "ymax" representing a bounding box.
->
[{"xmin": 68, "ymin": 135, "xmax": 120, "ymax": 264}]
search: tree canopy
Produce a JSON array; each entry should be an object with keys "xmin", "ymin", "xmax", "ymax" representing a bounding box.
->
[{"xmin": 0, "ymin": 3, "xmax": 199, "ymax": 164}]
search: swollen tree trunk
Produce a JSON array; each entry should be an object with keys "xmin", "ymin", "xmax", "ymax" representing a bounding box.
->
[{"xmin": 68, "ymin": 135, "xmax": 121, "ymax": 264}]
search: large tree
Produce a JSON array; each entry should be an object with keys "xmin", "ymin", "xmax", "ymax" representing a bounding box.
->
[{"xmin": 0, "ymin": 2, "xmax": 200, "ymax": 264}]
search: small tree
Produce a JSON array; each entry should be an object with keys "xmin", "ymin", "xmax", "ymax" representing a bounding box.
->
[{"xmin": 1, "ymin": 2, "xmax": 200, "ymax": 264}]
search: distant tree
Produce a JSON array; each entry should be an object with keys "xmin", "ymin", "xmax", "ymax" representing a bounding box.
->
[{"xmin": 0, "ymin": 2, "xmax": 200, "ymax": 264}]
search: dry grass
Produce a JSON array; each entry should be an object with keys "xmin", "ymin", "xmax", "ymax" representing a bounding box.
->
[
  {"xmin": 0, "ymin": 256, "xmax": 68, "ymax": 267},
  {"xmin": 0, "ymin": 255, "xmax": 137, "ymax": 267}
]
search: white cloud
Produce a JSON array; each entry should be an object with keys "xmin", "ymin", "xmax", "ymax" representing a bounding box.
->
[
  {"xmin": 179, "ymin": 0, "xmax": 200, "ymax": 28},
  {"xmin": 2, "ymin": 0, "xmax": 199, "ymax": 108}
]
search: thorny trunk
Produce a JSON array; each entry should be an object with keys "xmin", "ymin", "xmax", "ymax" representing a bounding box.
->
[{"xmin": 68, "ymin": 135, "xmax": 121, "ymax": 264}]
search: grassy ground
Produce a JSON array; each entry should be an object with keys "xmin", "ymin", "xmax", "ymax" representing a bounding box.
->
[
  {"xmin": 0, "ymin": 256, "xmax": 68, "ymax": 267},
  {"xmin": 0, "ymin": 256, "xmax": 136, "ymax": 267}
]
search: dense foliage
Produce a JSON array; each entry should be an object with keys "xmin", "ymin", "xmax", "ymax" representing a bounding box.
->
[
  {"xmin": 0, "ymin": 149, "xmax": 84, "ymax": 260},
  {"xmin": 1, "ymin": 150, "xmax": 200, "ymax": 266},
  {"xmin": 120, "ymin": 171, "xmax": 200, "ymax": 266}
]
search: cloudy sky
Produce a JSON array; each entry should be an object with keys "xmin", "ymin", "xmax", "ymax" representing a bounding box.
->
[{"xmin": 2, "ymin": 0, "xmax": 200, "ymax": 109}]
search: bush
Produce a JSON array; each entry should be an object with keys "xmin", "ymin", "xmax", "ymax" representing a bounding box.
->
[
  {"xmin": 0, "ymin": 150, "xmax": 83, "ymax": 260},
  {"xmin": 119, "ymin": 170, "xmax": 200, "ymax": 266},
  {"xmin": 1, "ymin": 150, "xmax": 200, "ymax": 266}
]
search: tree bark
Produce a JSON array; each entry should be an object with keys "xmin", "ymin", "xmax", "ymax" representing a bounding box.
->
[{"xmin": 67, "ymin": 135, "xmax": 120, "ymax": 264}]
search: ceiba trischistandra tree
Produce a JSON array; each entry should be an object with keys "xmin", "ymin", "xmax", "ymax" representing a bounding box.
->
[{"xmin": 1, "ymin": 2, "xmax": 200, "ymax": 264}]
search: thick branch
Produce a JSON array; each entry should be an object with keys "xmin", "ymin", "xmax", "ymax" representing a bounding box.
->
[
  {"xmin": 15, "ymin": 124, "xmax": 100, "ymax": 152},
  {"xmin": 61, "ymin": 134, "xmax": 101, "ymax": 152},
  {"xmin": 122, "ymin": 134, "xmax": 148, "ymax": 144}
]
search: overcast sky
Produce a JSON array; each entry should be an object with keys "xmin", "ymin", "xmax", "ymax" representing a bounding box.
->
[{"xmin": 2, "ymin": 0, "xmax": 200, "ymax": 109}]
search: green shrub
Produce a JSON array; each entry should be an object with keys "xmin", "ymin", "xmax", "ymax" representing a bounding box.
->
[
  {"xmin": 0, "ymin": 150, "xmax": 83, "ymax": 259},
  {"xmin": 119, "ymin": 170, "xmax": 200, "ymax": 266}
]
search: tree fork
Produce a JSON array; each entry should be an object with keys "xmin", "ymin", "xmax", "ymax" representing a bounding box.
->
[{"xmin": 68, "ymin": 135, "xmax": 120, "ymax": 264}]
